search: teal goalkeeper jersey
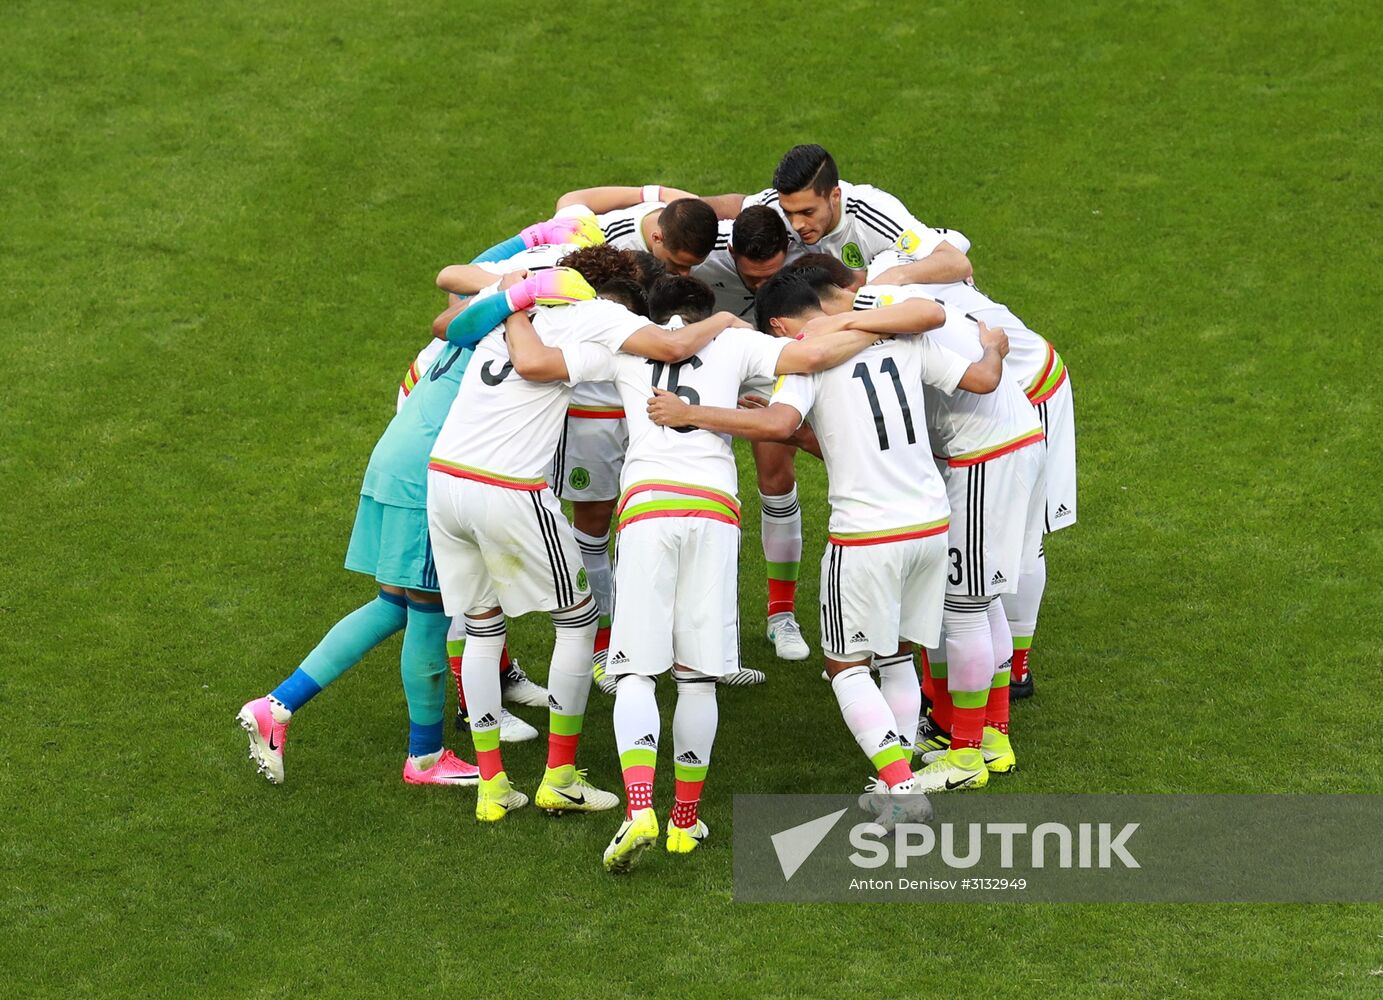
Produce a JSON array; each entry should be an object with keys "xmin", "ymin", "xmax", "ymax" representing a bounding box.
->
[{"xmin": 360, "ymin": 343, "xmax": 473, "ymax": 508}]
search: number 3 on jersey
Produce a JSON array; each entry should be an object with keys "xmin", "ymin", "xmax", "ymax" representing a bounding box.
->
[
  {"xmin": 852, "ymin": 357, "xmax": 916, "ymax": 450},
  {"xmin": 647, "ymin": 357, "xmax": 703, "ymax": 434}
]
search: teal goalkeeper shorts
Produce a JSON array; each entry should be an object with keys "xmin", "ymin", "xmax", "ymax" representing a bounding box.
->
[{"xmin": 344, "ymin": 494, "xmax": 439, "ymax": 592}]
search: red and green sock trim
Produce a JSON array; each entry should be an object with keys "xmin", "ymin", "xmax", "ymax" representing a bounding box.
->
[
  {"xmin": 547, "ymin": 712, "xmax": 583, "ymax": 769},
  {"xmin": 766, "ymin": 560, "xmax": 799, "ymax": 617},
  {"xmin": 472, "ymin": 727, "xmax": 503, "ymax": 781},
  {"xmin": 1011, "ymin": 635, "xmax": 1033, "ymax": 684},
  {"xmin": 949, "ymin": 691, "xmax": 987, "ymax": 751},
  {"xmin": 671, "ymin": 760, "xmax": 708, "ymax": 828},
  {"xmin": 619, "ymin": 747, "xmax": 656, "ymax": 818},
  {"xmin": 870, "ymin": 743, "xmax": 913, "ymax": 789},
  {"xmin": 987, "ymin": 666, "xmax": 1011, "ymax": 734},
  {"xmin": 926, "ymin": 654, "xmax": 953, "ymax": 732}
]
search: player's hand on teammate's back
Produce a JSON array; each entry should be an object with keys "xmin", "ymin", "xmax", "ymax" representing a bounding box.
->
[
  {"xmin": 519, "ymin": 213, "xmax": 605, "ymax": 249},
  {"xmin": 737, "ymin": 395, "xmax": 768, "ymax": 411},
  {"xmin": 977, "ymin": 319, "xmax": 1009, "ymax": 357},
  {"xmin": 647, "ymin": 386, "xmax": 692, "ymax": 427},
  {"xmin": 498, "ymin": 269, "xmax": 531, "ymax": 290}
]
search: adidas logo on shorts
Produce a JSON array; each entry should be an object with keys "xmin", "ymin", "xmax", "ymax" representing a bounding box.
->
[
  {"xmin": 850, "ymin": 631, "xmax": 868, "ymax": 643},
  {"xmin": 474, "ymin": 713, "xmax": 498, "ymax": 729},
  {"xmin": 610, "ymin": 651, "xmax": 630, "ymax": 666},
  {"xmin": 878, "ymin": 730, "xmax": 900, "ymax": 749},
  {"xmin": 990, "ymin": 570, "xmax": 1007, "ymax": 586},
  {"xmin": 634, "ymin": 733, "xmax": 658, "ymax": 749},
  {"xmin": 1055, "ymin": 504, "xmax": 1072, "ymax": 518},
  {"xmin": 675, "ymin": 750, "xmax": 702, "ymax": 765}
]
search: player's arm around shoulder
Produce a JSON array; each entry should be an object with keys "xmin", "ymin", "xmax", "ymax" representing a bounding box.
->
[
  {"xmin": 621, "ymin": 311, "xmax": 746, "ymax": 363},
  {"xmin": 871, "ymin": 241, "xmax": 972, "ymax": 284},
  {"xmin": 501, "ymin": 310, "xmax": 567, "ymax": 382},
  {"xmin": 954, "ymin": 320, "xmax": 1009, "ymax": 394},
  {"xmin": 776, "ymin": 299, "xmax": 947, "ymax": 373},
  {"xmin": 646, "ymin": 387, "xmax": 803, "ymax": 443},
  {"xmin": 849, "ymin": 292, "xmax": 947, "ymax": 334},
  {"xmin": 556, "ymin": 184, "xmax": 698, "ymax": 214}
]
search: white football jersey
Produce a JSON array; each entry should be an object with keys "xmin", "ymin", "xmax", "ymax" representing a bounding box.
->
[
  {"xmin": 691, "ymin": 220, "xmax": 755, "ymax": 318},
  {"xmin": 745, "ymin": 179, "xmax": 961, "ymax": 268},
  {"xmin": 584, "ymin": 327, "xmax": 788, "ymax": 500},
  {"xmin": 854, "ymin": 284, "xmax": 1042, "ymax": 465},
  {"xmin": 771, "ymin": 337, "xmax": 969, "ymax": 539},
  {"xmin": 866, "ymin": 250, "xmax": 1054, "ymax": 396},
  {"xmin": 471, "ymin": 242, "xmax": 623, "ymax": 413},
  {"xmin": 692, "ymin": 219, "xmax": 804, "ymax": 320},
  {"xmin": 429, "ymin": 298, "xmax": 648, "ymax": 487},
  {"xmin": 544, "ymin": 204, "xmax": 670, "ymax": 412},
  {"xmin": 596, "ymin": 202, "xmax": 664, "ymax": 252}
]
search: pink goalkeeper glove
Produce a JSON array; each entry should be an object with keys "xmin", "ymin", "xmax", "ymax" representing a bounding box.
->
[
  {"xmin": 519, "ymin": 213, "xmax": 605, "ymax": 249},
  {"xmin": 504, "ymin": 267, "xmax": 597, "ymax": 312}
]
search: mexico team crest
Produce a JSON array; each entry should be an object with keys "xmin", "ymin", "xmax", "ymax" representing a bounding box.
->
[
  {"xmin": 569, "ymin": 467, "xmax": 591, "ymax": 490},
  {"xmin": 841, "ymin": 242, "xmax": 865, "ymax": 268}
]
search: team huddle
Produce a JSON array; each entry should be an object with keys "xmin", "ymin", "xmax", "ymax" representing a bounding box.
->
[{"xmin": 236, "ymin": 144, "xmax": 1077, "ymax": 874}]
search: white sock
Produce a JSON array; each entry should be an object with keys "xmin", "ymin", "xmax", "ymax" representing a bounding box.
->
[
  {"xmin": 573, "ymin": 527, "xmax": 614, "ymax": 620},
  {"xmin": 548, "ymin": 601, "xmax": 599, "ymax": 722},
  {"xmin": 462, "ymin": 615, "xmax": 507, "ymax": 741},
  {"xmin": 614, "ymin": 674, "xmax": 659, "ymax": 757},
  {"xmin": 986, "ymin": 599, "xmax": 1014, "ymax": 675},
  {"xmin": 672, "ymin": 673, "xmax": 718, "ymax": 776},
  {"xmin": 874, "ymin": 650, "xmax": 920, "ymax": 760},
  {"xmin": 942, "ymin": 597, "xmax": 995, "ymax": 695},
  {"xmin": 761, "ymin": 486, "xmax": 801, "ymax": 618},
  {"xmin": 1000, "ymin": 548, "xmax": 1045, "ymax": 640},
  {"xmin": 830, "ymin": 665, "xmax": 909, "ymax": 787}
]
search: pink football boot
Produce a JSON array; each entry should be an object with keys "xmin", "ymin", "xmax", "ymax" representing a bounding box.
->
[
  {"xmin": 403, "ymin": 749, "xmax": 480, "ymax": 786},
  {"xmin": 236, "ymin": 697, "xmax": 289, "ymax": 784}
]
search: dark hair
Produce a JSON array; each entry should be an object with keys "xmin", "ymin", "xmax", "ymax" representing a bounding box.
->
[
  {"xmin": 627, "ymin": 250, "xmax": 667, "ymax": 290},
  {"xmin": 597, "ymin": 277, "xmax": 649, "ymax": 317},
  {"xmin": 773, "ymin": 144, "xmax": 839, "ymax": 197},
  {"xmin": 648, "ymin": 274, "xmax": 715, "ymax": 325},
  {"xmin": 754, "ymin": 271, "xmax": 823, "ymax": 334},
  {"xmin": 731, "ymin": 206, "xmax": 790, "ymax": 262},
  {"xmin": 785, "ymin": 252, "xmax": 858, "ymax": 290},
  {"xmin": 657, "ymin": 198, "xmax": 718, "ymax": 258},
  {"xmin": 559, "ymin": 245, "xmax": 640, "ymax": 289}
]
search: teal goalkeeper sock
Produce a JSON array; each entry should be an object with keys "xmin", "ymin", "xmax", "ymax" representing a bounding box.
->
[
  {"xmin": 401, "ymin": 601, "xmax": 450, "ymax": 757},
  {"xmin": 271, "ymin": 591, "xmax": 407, "ymax": 711}
]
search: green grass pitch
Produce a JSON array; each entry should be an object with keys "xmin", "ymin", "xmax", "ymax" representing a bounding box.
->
[{"xmin": 3, "ymin": 1, "xmax": 1380, "ymax": 996}]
